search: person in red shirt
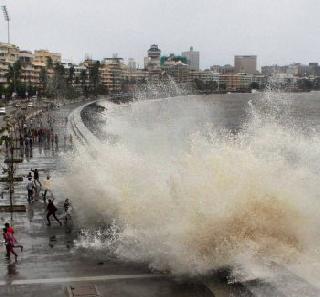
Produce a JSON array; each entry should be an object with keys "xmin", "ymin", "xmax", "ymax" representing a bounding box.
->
[
  {"xmin": 4, "ymin": 223, "xmax": 23, "ymax": 260},
  {"xmin": 5, "ymin": 222, "xmax": 14, "ymax": 234},
  {"xmin": 3, "ymin": 228, "xmax": 18, "ymax": 261}
]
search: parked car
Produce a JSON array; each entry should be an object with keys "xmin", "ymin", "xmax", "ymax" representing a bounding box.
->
[
  {"xmin": 27, "ymin": 102, "xmax": 33, "ymax": 108},
  {"xmin": 0, "ymin": 107, "xmax": 6, "ymax": 115}
]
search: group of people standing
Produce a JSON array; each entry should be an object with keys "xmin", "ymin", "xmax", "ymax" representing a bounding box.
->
[
  {"xmin": 21, "ymin": 127, "xmax": 60, "ymax": 152},
  {"xmin": 13, "ymin": 112, "xmax": 73, "ymax": 153},
  {"xmin": 26, "ymin": 168, "xmax": 48, "ymax": 203}
]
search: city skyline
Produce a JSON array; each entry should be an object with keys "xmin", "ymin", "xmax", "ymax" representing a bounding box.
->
[{"xmin": 0, "ymin": 0, "xmax": 319, "ymax": 69}]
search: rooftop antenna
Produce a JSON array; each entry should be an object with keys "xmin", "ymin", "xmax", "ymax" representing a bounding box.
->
[{"xmin": 1, "ymin": 5, "xmax": 10, "ymax": 44}]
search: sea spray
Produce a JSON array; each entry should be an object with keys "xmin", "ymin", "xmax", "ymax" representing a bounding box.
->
[{"xmin": 60, "ymin": 92, "xmax": 320, "ymax": 277}]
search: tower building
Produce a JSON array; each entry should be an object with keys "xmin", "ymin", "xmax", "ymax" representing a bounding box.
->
[
  {"xmin": 182, "ymin": 46, "xmax": 200, "ymax": 71},
  {"xmin": 146, "ymin": 44, "xmax": 161, "ymax": 71}
]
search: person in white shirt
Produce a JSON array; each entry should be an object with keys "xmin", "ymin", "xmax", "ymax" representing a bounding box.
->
[{"xmin": 42, "ymin": 175, "xmax": 52, "ymax": 202}]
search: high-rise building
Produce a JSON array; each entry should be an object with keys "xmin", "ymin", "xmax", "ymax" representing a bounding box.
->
[
  {"xmin": 182, "ymin": 46, "xmax": 200, "ymax": 71},
  {"xmin": 100, "ymin": 55, "xmax": 127, "ymax": 93},
  {"xmin": 128, "ymin": 58, "xmax": 137, "ymax": 71},
  {"xmin": 234, "ymin": 55, "xmax": 257, "ymax": 74}
]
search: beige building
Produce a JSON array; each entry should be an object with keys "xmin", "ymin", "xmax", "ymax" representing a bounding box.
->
[
  {"xmin": 0, "ymin": 45, "xmax": 62, "ymax": 90},
  {"xmin": 219, "ymin": 73, "xmax": 265, "ymax": 91},
  {"xmin": 162, "ymin": 61, "xmax": 192, "ymax": 84},
  {"xmin": 234, "ymin": 55, "xmax": 257, "ymax": 74},
  {"xmin": 100, "ymin": 56, "xmax": 127, "ymax": 93},
  {"xmin": 0, "ymin": 63, "xmax": 7, "ymax": 85},
  {"xmin": 34, "ymin": 49, "xmax": 61, "ymax": 66},
  {"xmin": 19, "ymin": 51, "xmax": 39, "ymax": 86},
  {"xmin": 0, "ymin": 43, "xmax": 20, "ymax": 64},
  {"xmin": 0, "ymin": 43, "xmax": 20, "ymax": 85}
]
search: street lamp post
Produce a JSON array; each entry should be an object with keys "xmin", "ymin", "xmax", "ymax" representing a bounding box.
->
[{"xmin": 1, "ymin": 5, "xmax": 10, "ymax": 44}]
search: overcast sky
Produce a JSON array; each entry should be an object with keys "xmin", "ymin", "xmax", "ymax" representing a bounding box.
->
[{"xmin": 0, "ymin": 0, "xmax": 319, "ymax": 69}]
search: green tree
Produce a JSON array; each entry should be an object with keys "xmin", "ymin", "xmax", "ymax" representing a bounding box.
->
[
  {"xmin": 219, "ymin": 83, "xmax": 227, "ymax": 90},
  {"xmin": 297, "ymin": 78, "xmax": 313, "ymax": 91},
  {"xmin": 16, "ymin": 82, "xmax": 27, "ymax": 98},
  {"xmin": 46, "ymin": 56, "xmax": 53, "ymax": 69},
  {"xmin": 206, "ymin": 80, "xmax": 218, "ymax": 93},
  {"xmin": 47, "ymin": 63, "xmax": 66, "ymax": 98},
  {"xmin": 89, "ymin": 61, "xmax": 100, "ymax": 96},
  {"xmin": 313, "ymin": 77, "xmax": 320, "ymax": 90},
  {"xmin": 68, "ymin": 65, "xmax": 75, "ymax": 85},
  {"xmin": 80, "ymin": 69, "xmax": 88, "ymax": 98},
  {"xmin": 250, "ymin": 81, "xmax": 260, "ymax": 90},
  {"xmin": 7, "ymin": 61, "xmax": 22, "ymax": 95},
  {"xmin": 39, "ymin": 67, "xmax": 48, "ymax": 95},
  {"xmin": 0, "ymin": 84, "xmax": 6, "ymax": 99},
  {"xmin": 194, "ymin": 78, "xmax": 205, "ymax": 91}
]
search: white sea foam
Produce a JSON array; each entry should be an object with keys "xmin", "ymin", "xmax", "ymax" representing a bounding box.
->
[{"xmin": 60, "ymin": 91, "xmax": 320, "ymax": 278}]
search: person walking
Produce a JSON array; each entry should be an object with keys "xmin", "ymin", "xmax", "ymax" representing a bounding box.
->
[
  {"xmin": 2, "ymin": 227, "xmax": 10, "ymax": 258},
  {"xmin": 26, "ymin": 177, "xmax": 34, "ymax": 203},
  {"xmin": 31, "ymin": 169, "xmax": 41, "ymax": 200},
  {"xmin": 4, "ymin": 222, "xmax": 23, "ymax": 252},
  {"xmin": 42, "ymin": 175, "xmax": 51, "ymax": 202},
  {"xmin": 62, "ymin": 199, "xmax": 72, "ymax": 224},
  {"xmin": 4, "ymin": 222, "xmax": 14, "ymax": 234},
  {"xmin": 54, "ymin": 134, "xmax": 59, "ymax": 151},
  {"xmin": 46, "ymin": 199, "xmax": 62, "ymax": 226},
  {"xmin": 32, "ymin": 168, "xmax": 41, "ymax": 185},
  {"xmin": 3, "ymin": 228, "xmax": 22, "ymax": 261}
]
